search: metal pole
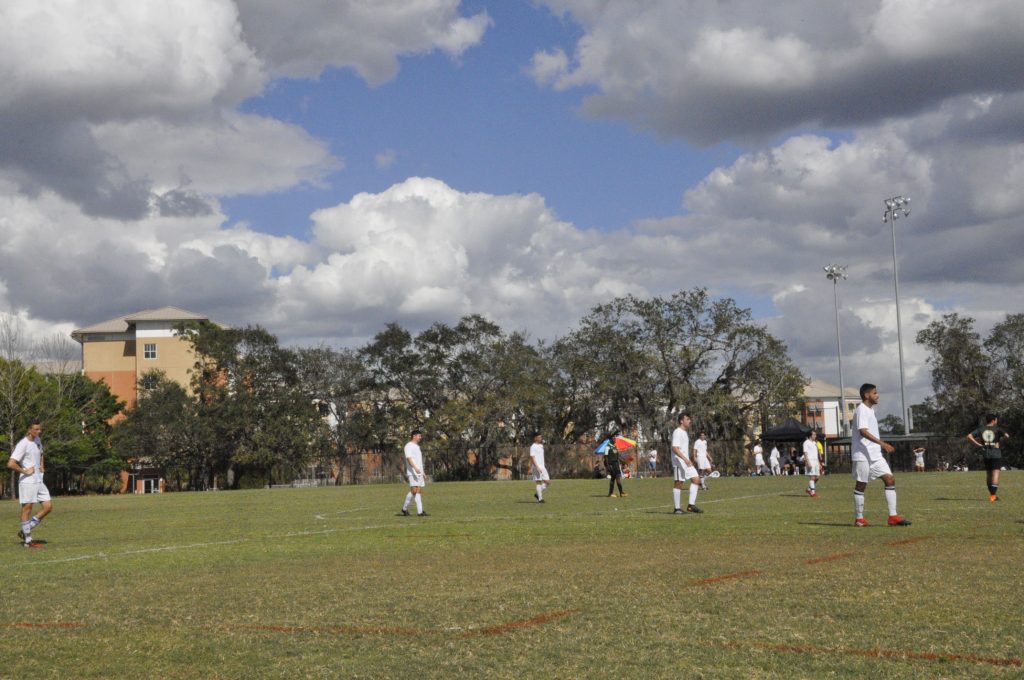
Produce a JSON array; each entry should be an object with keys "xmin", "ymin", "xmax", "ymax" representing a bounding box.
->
[
  {"xmin": 832, "ymin": 278, "xmax": 848, "ymax": 437},
  {"xmin": 885, "ymin": 197, "xmax": 911, "ymax": 435}
]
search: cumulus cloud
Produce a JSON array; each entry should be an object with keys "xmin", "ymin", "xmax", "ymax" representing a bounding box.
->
[
  {"xmin": 532, "ymin": 0, "xmax": 1024, "ymax": 143},
  {"xmin": 234, "ymin": 0, "xmax": 491, "ymax": 84}
]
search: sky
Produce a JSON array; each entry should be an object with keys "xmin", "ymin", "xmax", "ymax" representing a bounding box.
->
[{"xmin": 2, "ymin": 0, "xmax": 1024, "ymax": 419}]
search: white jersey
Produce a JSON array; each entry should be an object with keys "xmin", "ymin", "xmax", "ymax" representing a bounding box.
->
[
  {"xmin": 802, "ymin": 440, "xmax": 818, "ymax": 465},
  {"xmin": 404, "ymin": 441, "xmax": 423, "ymax": 477},
  {"xmin": 9, "ymin": 436, "xmax": 43, "ymax": 483},
  {"xmin": 914, "ymin": 450, "xmax": 925, "ymax": 465},
  {"xmin": 694, "ymin": 439, "xmax": 709, "ymax": 466},
  {"xmin": 852, "ymin": 403, "xmax": 883, "ymax": 462},
  {"xmin": 529, "ymin": 443, "xmax": 546, "ymax": 470},
  {"xmin": 753, "ymin": 444, "xmax": 764, "ymax": 465},
  {"xmin": 671, "ymin": 427, "xmax": 690, "ymax": 467},
  {"xmin": 769, "ymin": 447, "xmax": 780, "ymax": 464}
]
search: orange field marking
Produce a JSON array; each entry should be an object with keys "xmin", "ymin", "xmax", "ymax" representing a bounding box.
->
[
  {"xmin": 0, "ymin": 622, "xmax": 86, "ymax": 630},
  {"xmin": 716, "ymin": 640, "xmax": 1022, "ymax": 669},
  {"xmin": 887, "ymin": 536, "xmax": 930, "ymax": 547},
  {"xmin": 458, "ymin": 608, "xmax": 580, "ymax": 638},
  {"xmin": 231, "ymin": 608, "xmax": 580, "ymax": 640},
  {"xmin": 805, "ymin": 551, "xmax": 857, "ymax": 565},
  {"xmin": 693, "ymin": 569, "xmax": 763, "ymax": 585}
]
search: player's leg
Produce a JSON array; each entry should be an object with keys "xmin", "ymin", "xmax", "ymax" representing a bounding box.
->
[
  {"xmin": 686, "ymin": 472, "xmax": 702, "ymax": 513},
  {"xmin": 853, "ymin": 462, "xmax": 868, "ymax": 526},
  {"xmin": 879, "ymin": 466, "xmax": 910, "ymax": 525}
]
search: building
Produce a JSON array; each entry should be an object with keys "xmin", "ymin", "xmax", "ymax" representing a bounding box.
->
[
  {"xmin": 71, "ymin": 306, "xmax": 213, "ymax": 494},
  {"xmin": 802, "ymin": 378, "xmax": 859, "ymax": 437},
  {"xmin": 71, "ymin": 306, "xmax": 211, "ymax": 409}
]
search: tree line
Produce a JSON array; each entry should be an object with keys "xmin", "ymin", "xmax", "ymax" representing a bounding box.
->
[{"xmin": 21, "ymin": 291, "xmax": 1023, "ymax": 492}]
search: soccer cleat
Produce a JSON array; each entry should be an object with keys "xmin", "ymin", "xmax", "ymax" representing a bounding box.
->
[
  {"xmin": 989, "ymin": 494, "xmax": 999, "ymax": 502},
  {"xmin": 417, "ymin": 512, "xmax": 430, "ymax": 517},
  {"xmin": 17, "ymin": 530, "xmax": 25, "ymax": 540},
  {"xmin": 619, "ymin": 492, "xmax": 629, "ymax": 497},
  {"xmin": 673, "ymin": 508, "xmax": 684, "ymax": 514},
  {"xmin": 400, "ymin": 509, "xmax": 410, "ymax": 516},
  {"xmin": 686, "ymin": 504, "xmax": 703, "ymax": 514},
  {"xmin": 805, "ymin": 488, "xmax": 815, "ymax": 497},
  {"xmin": 809, "ymin": 491, "xmax": 818, "ymax": 498},
  {"xmin": 887, "ymin": 515, "xmax": 912, "ymax": 526},
  {"xmin": 854, "ymin": 518, "xmax": 869, "ymax": 527},
  {"xmin": 537, "ymin": 499, "xmax": 545, "ymax": 504},
  {"xmin": 609, "ymin": 493, "xmax": 617, "ymax": 498}
]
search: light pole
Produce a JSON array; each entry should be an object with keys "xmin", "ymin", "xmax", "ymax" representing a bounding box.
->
[
  {"xmin": 824, "ymin": 264, "xmax": 848, "ymax": 436},
  {"xmin": 883, "ymin": 195, "xmax": 911, "ymax": 435}
]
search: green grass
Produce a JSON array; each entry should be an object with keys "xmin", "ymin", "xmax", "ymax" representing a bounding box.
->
[{"xmin": 2, "ymin": 472, "xmax": 1022, "ymax": 679}]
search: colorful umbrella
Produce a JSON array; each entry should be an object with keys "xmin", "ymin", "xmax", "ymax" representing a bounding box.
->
[{"xmin": 594, "ymin": 436, "xmax": 638, "ymax": 455}]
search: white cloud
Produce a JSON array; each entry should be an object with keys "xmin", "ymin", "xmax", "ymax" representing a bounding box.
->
[
  {"xmin": 533, "ymin": 0, "xmax": 1024, "ymax": 143},
  {"xmin": 234, "ymin": 0, "xmax": 491, "ymax": 85}
]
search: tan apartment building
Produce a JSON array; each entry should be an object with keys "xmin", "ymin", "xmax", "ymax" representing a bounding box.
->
[
  {"xmin": 802, "ymin": 378, "xmax": 859, "ymax": 437},
  {"xmin": 71, "ymin": 306, "xmax": 210, "ymax": 408}
]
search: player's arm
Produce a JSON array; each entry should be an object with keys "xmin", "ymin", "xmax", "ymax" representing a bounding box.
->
[
  {"xmin": 671, "ymin": 445, "xmax": 692, "ymax": 467},
  {"xmin": 405, "ymin": 456, "xmax": 421, "ymax": 476},
  {"xmin": 7, "ymin": 456, "xmax": 33, "ymax": 475},
  {"xmin": 859, "ymin": 427, "xmax": 894, "ymax": 454},
  {"xmin": 966, "ymin": 432, "xmax": 983, "ymax": 448}
]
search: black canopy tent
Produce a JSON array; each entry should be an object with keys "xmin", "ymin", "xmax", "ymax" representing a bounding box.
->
[{"xmin": 761, "ymin": 418, "xmax": 813, "ymax": 442}]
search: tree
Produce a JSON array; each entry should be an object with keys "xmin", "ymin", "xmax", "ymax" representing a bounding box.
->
[{"xmin": 916, "ymin": 313, "xmax": 993, "ymax": 435}]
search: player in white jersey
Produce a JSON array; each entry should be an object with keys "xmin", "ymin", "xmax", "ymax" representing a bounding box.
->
[
  {"xmin": 7, "ymin": 420, "xmax": 51, "ymax": 547},
  {"xmin": 528, "ymin": 432, "xmax": 549, "ymax": 503},
  {"xmin": 400, "ymin": 430, "xmax": 428, "ymax": 517},
  {"xmin": 803, "ymin": 430, "xmax": 821, "ymax": 498},
  {"xmin": 694, "ymin": 433, "xmax": 714, "ymax": 490},
  {"xmin": 769, "ymin": 445, "xmax": 781, "ymax": 476},
  {"xmin": 851, "ymin": 384, "xmax": 910, "ymax": 527},
  {"xmin": 670, "ymin": 414, "xmax": 702, "ymax": 514},
  {"xmin": 912, "ymin": 447, "xmax": 926, "ymax": 472},
  {"xmin": 752, "ymin": 439, "xmax": 765, "ymax": 476}
]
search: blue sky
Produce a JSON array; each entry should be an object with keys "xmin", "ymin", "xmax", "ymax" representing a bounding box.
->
[{"xmin": 2, "ymin": 0, "xmax": 1024, "ymax": 414}]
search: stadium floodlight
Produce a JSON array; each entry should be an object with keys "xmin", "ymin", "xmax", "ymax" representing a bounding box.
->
[
  {"xmin": 883, "ymin": 195, "xmax": 911, "ymax": 435},
  {"xmin": 824, "ymin": 264, "xmax": 849, "ymax": 436}
]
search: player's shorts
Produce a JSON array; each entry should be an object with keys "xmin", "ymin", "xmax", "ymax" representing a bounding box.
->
[
  {"xmin": 532, "ymin": 466, "xmax": 550, "ymax": 482},
  {"xmin": 607, "ymin": 463, "xmax": 623, "ymax": 479},
  {"xmin": 407, "ymin": 472, "xmax": 425, "ymax": 487},
  {"xmin": 18, "ymin": 479, "xmax": 50, "ymax": 505},
  {"xmin": 852, "ymin": 458, "xmax": 892, "ymax": 483},
  {"xmin": 673, "ymin": 462, "xmax": 698, "ymax": 482},
  {"xmin": 983, "ymin": 456, "xmax": 1003, "ymax": 472},
  {"xmin": 648, "ymin": 460, "xmax": 657, "ymax": 469},
  {"xmin": 754, "ymin": 455, "xmax": 765, "ymax": 466},
  {"xmin": 805, "ymin": 463, "xmax": 820, "ymax": 477}
]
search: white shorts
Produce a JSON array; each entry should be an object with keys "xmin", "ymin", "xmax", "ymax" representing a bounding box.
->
[
  {"xmin": 18, "ymin": 479, "xmax": 51, "ymax": 505},
  {"xmin": 673, "ymin": 463, "xmax": 698, "ymax": 482},
  {"xmin": 532, "ymin": 466, "xmax": 549, "ymax": 482},
  {"xmin": 852, "ymin": 458, "xmax": 892, "ymax": 484},
  {"xmin": 754, "ymin": 455, "xmax": 765, "ymax": 466},
  {"xmin": 805, "ymin": 463, "xmax": 820, "ymax": 477},
  {"xmin": 407, "ymin": 472, "xmax": 425, "ymax": 488}
]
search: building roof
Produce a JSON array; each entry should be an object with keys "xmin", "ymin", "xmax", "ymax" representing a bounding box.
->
[
  {"xmin": 71, "ymin": 306, "xmax": 211, "ymax": 340},
  {"xmin": 803, "ymin": 378, "xmax": 860, "ymax": 400}
]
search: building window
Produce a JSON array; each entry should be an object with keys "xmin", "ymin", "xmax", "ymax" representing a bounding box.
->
[{"xmin": 144, "ymin": 343, "xmax": 157, "ymax": 359}]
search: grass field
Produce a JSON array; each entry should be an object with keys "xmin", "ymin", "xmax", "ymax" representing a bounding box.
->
[{"xmin": 2, "ymin": 472, "xmax": 1022, "ymax": 679}]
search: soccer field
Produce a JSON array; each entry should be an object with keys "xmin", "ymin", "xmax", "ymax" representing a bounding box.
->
[{"xmin": 3, "ymin": 473, "xmax": 1021, "ymax": 679}]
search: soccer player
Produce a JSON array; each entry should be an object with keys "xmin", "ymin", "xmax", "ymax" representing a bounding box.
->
[
  {"xmin": 400, "ymin": 430, "xmax": 428, "ymax": 517},
  {"xmin": 694, "ymin": 432, "xmax": 714, "ymax": 489},
  {"xmin": 647, "ymin": 448, "xmax": 658, "ymax": 478},
  {"xmin": 967, "ymin": 414, "xmax": 1010, "ymax": 501},
  {"xmin": 7, "ymin": 420, "xmax": 51, "ymax": 548},
  {"xmin": 671, "ymin": 414, "xmax": 702, "ymax": 514},
  {"xmin": 851, "ymin": 384, "xmax": 910, "ymax": 527},
  {"xmin": 912, "ymin": 447, "xmax": 926, "ymax": 472},
  {"xmin": 803, "ymin": 430, "xmax": 821, "ymax": 498},
  {"xmin": 528, "ymin": 432, "xmax": 549, "ymax": 503},
  {"xmin": 605, "ymin": 442, "xmax": 627, "ymax": 497},
  {"xmin": 752, "ymin": 439, "xmax": 765, "ymax": 476},
  {"xmin": 769, "ymin": 445, "xmax": 781, "ymax": 476}
]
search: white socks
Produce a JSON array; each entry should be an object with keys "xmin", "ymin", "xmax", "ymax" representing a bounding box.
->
[
  {"xmin": 885, "ymin": 486, "xmax": 898, "ymax": 516},
  {"xmin": 414, "ymin": 494, "xmax": 423, "ymax": 514},
  {"xmin": 808, "ymin": 480, "xmax": 816, "ymax": 491},
  {"xmin": 854, "ymin": 490, "xmax": 865, "ymax": 519},
  {"xmin": 402, "ymin": 492, "xmax": 413, "ymax": 511},
  {"xmin": 535, "ymin": 483, "xmax": 544, "ymax": 501},
  {"xmin": 689, "ymin": 483, "xmax": 699, "ymax": 506},
  {"xmin": 673, "ymin": 488, "xmax": 682, "ymax": 510}
]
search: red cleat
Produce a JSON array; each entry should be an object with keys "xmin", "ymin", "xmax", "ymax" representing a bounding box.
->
[
  {"xmin": 887, "ymin": 515, "xmax": 912, "ymax": 526},
  {"xmin": 854, "ymin": 518, "xmax": 869, "ymax": 527}
]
